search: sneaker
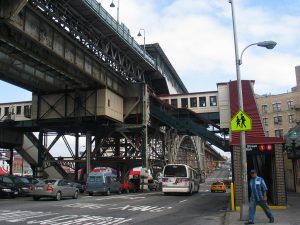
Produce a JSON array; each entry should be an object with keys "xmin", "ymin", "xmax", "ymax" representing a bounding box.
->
[
  {"xmin": 269, "ymin": 217, "xmax": 274, "ymax": 223},
  {"xmin": 245, "ymin": 222, "xmax": 254, "ymax": 225}
]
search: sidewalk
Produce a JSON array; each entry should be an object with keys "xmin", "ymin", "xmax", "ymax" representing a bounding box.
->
[{"xmin": 224, "ymin": 193, "xmax": 300, "ymax": 225}]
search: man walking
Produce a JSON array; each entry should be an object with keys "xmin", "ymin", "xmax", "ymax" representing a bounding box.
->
[{"xmin": 245, "ymin": 169, "xmax": 274, "ymax": 224}]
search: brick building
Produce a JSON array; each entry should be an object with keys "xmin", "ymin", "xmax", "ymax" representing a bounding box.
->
[{"xmin": 256, "ymin": 66, "xmax": 300, "ymax": 192}]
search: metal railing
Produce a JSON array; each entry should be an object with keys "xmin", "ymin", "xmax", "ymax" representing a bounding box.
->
[{"xmin": 81, "ymin": 0, "xmax": 156, "ymax": 68}]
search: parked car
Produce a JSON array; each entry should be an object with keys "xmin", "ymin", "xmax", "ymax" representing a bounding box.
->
[
  {"xmin": 86, "ymin": 167, "xmax": 121, "ymax": 196},
  {"xmin": 27, "ymin": 177, "xmax": 44, "ymax": 185},
  {"xmin": 148, "ymin": 179, "xmax": 159, "ymax": 191},
  {"xmin": 121, "ymin": 179, "xmax": 135, "ymax": 193},
  {"xmin": 210, "ymin": 181, "xmax": 226, "ymax": 193},
  {"xmin": 30, "ymin": 179, "xmax": 79, "ymax": 201},
  {"xmin": 70, "ymin": 181, "xmax": 85, "ymax": 193},
  {"xmin": 0, "ymin": 181, "xmax": 18, "ymax": 198},
  {"xmin": 0, "ymin": 175, "xmax": 30, "ymax": 196}
]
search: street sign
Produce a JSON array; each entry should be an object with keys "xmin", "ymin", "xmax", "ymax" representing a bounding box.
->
[{"xmin": 230, "ymin": 110, "xmax": 252, "ymax": 132}]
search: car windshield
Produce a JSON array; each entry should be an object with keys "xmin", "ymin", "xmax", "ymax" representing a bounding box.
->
[
  {"xmin": 88, "ymin": 176, "xmax": 95, "ymax": 182},
  {"xmin": 2, "ymin": 177, "xmax": 13, "ymax": 184},
  {"xmin": 11, "ymin": 177, "xmax": 23, "ymax": 184},
  {"xmin": 19, "ymin": 177, "xmax": 30, "ymax": 184},
  {"xmin": 213, "ymin": 182, "xmax": 223, "ymax": 185},
  {"xmin": 164, "ymin": 165, "xmax": 187, "ymax": 177},
  {"xmin": 45, "ymin": 180, "xmax": 57, "ymax": 185}
]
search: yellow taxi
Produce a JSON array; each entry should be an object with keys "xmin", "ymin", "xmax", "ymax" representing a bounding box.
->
[{"xmin": 210, "ymin": 181, "xmax": 226, "ymax": 193}]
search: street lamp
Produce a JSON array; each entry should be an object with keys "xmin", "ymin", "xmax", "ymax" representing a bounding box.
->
[
  {"xmin": 137, "ymin": 29, "xmax": 146, "ymax": 56},
  {"xmin": 110, "ymin": 0, "xmax": 119, "ymax": 23},
  {"xmin": 228, "ymin": 0, "xmax": 277, "ymax": 221}
]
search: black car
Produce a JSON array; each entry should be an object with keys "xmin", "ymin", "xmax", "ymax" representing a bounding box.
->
[
  {"xmin": 0, "ymin": 181, "xmax": 18, "ymax": 198},
  {"xmin": 70, "ymin": 181, "xmax": 86, "ymax": 193},
  {"xmin": 0, "ymin": 175, "xmax": 30, "ymax": 196}
]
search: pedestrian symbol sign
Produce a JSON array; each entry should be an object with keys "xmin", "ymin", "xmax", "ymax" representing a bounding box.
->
[{"xmin": 230, "ymin": 110, "xmax": 252, "ymax": 132}]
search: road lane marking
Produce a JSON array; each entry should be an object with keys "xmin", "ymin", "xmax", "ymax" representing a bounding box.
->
[
  {"xmin": 109, "ymin": 205, "xmax": 172, "ymax": 213},
  {"xmin": 59, "ymin": 203, "xmax": 172, "ymax": 213},
  {"xmin": 0, "ymin": 210, "xmax": 58, "ymax": 223},
  {"xmin": 0, "ymin": 210, "xmax": 132, "ymax": 225},
  {"xmin": 179, "ymin": 199, "xmax": 187, "ymax": 203}
]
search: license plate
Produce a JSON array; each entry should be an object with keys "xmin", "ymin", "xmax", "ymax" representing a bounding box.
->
[
  {"xmin": 14, "ymin": 192, "xmax": 18, "ymax": 195},
  {"xmin": 36, "ymin": 187, "xmax": 43, "ymax": 190}
]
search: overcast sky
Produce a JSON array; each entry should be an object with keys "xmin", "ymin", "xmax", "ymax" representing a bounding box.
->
[{"xmin": 1, "ymin": 0, "xmax": 300, "ymax": 157}]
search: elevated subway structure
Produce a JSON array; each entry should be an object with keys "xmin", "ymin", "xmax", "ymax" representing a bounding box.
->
[{"xmin": 0, "ymin": 0, "xmax": 228, "ymax": 180}]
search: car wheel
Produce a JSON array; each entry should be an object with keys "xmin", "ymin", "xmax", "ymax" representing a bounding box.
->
[
  {"xmin": 105, "ymin": 189, "xmax": 111, "ymax": 196},
  {"xmin": 33, "ymin": 196, "xmax": 40, "ymax": 201},
  {"xmin": 88, "ymin": 192, "xmax": 93, "ymax": 196},
  {"xmin": 164, "ymin": 192, "xmax": 169, "ymax": 196},
  {"xmin": 55, "ymin": 191, "xmax": 62, "ymax": 201},
  {"xmin": 188, "ymin": 186, "xmax": 193, "ymax": 196},
  {"xmin": 211, "ymin": 190, "xmax": 214, "ymax": 193},
  {"xmin": 117, "ymin": 188, "xmax": 122, "ymax": 195},
  {"xmin": 73, "ymin": 191, "xmax": 79, "ymax": 199}
]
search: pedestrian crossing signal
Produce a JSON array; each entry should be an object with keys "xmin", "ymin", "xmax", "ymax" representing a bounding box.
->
[{"xmin": 230, "ymin": 110, "xmax": 252, "ymax": 132}]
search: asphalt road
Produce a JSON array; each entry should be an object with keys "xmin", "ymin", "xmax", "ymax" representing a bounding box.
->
[{"xmin": 0, "ymin": 168, "xmax": 230, "ymax": 225}]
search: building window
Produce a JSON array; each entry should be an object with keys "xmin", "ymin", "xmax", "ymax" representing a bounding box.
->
[
  {"xmin": 17, "ymin": 106, "xmax": 22, "ymax": 115},
  {"xmin": 171, "ymin": 99, "xmax": 178, "ymax": 108},
  {"xmin": 199, "ymin": 97, "xmax": 206, "ymax": 107},
  {"xmin": 273, "ymin": 116, "xmax": 283, "ymax": 125},
  {"xmin": 24, "ymin": 105, "xmax": 31, "ymax": 117},
  {"xmin": 288, "ymin": 114, "xmax": 294, "ymax": 123},
  {"xmin": 288, "ymin": 100, "xmax": 295, "ymax": 110},
  {"xmin": 272, "ymin": 102, "xmax": 281, "ymax": 112},
  {"xmin": 265, "ymin": 131, "xmax": 269, "ymax": 137},
  {"xmin": 190, "ymin": 97, "xmax": 197, "ymax": 108},
  {"xmin": 163, "ymin": 99, "xmax": 169, "ymax": 104},
  {"xmin": 0, "ymin": 108, "xmax": 1, "ymax": 116},
  {"xmin": 210, "ymin": 96, "xmax": 217, "ymax": 106},
  {"xmin": 263, "ymin": 118, "xmax": 268, "ymax": 126},
  {"xmin": 275, "ymin": 129, "xmax": 283, "ymax": 138},
  {"xmin": 4, "ymin": 107, "xmax": 9, "ymax": 115},
  {"xmin": 262, "ymin": 105, "xmax": 268, "ymax": 114},
  {"xmin": 181, "ymin": 98, "xmax": 188, "ymax": 108}
]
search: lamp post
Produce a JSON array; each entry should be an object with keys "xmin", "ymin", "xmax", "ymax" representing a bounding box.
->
[
  {"xmin": 137, "ymin": 29, "xmax": 146, "ymax": 56},
  {"xmin": 110, "ymin": 0, "xmax": 119, "ymax": 23},
  {"xmin": 228, "ymin": 0, "xmax": 277, "ymax": 221}
]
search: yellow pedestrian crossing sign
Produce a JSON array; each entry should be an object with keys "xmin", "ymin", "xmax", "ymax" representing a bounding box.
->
[{"xmin": 230, "ymin": 110, "xmax": 252, "ymax": 132}]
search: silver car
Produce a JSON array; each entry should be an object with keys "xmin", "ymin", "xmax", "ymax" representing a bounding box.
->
[{"xmin": 31, "ymin": 179, "xmax": 79, "ymax": 201}]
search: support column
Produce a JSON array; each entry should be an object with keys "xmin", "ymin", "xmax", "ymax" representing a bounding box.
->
[
  {"xmin": 142, "ymin": 84, "xmax": 149, "ymax": 169},
  {"xmin": 74, "ymin": 133, "xmax": 79, "ymax": 181},
  {"xmin": 86, "ymin": 133, "xmax": 92, "ymax": 176},
  {"xmin": 274, "ymin": 144, "xmax": 287, "ymax": 205},
  {"xmin": 9, "ymin": 148, "xmax": 13, "ymax": 175},
  {"xmin": 36, "ymin": 132, "xmax": 44, "ymax": 178}
]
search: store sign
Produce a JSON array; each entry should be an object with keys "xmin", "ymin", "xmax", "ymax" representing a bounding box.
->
[{"xmin": 246, "ymin": 144, "xmax": 274, "ymax": 154}]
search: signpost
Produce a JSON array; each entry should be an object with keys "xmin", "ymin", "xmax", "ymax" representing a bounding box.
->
[{"xmin": 230, "ymin": 110, "xmax": 252, "ymax": 132}]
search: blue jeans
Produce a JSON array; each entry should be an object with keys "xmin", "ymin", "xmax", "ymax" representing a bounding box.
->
[{"xmin": 249, "ymin": 199, "xmax": 274, "ymax": 222}]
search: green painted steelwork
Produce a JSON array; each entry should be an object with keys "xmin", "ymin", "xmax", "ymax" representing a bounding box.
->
[{"xmin": 150, "ymin": 98, "xmax": 229, "ymax": 151}]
